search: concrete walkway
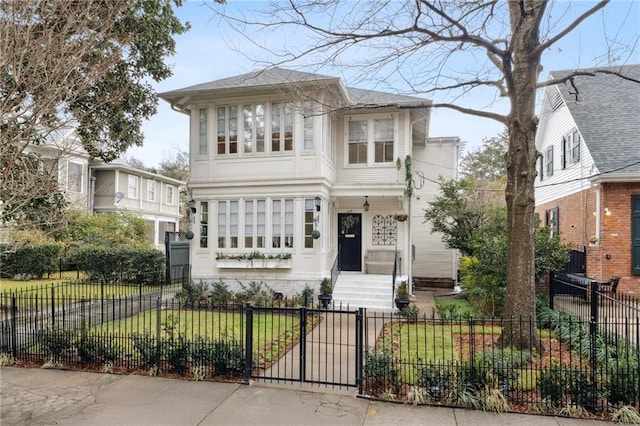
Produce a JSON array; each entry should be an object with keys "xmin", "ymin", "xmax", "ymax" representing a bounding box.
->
[{"xmin": 0, "ymin": 367, "xmax": 612, "ymax": 426}]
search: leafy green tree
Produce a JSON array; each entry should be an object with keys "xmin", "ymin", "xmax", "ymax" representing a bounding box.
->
[
  {"xmin": 460, "ymin": 129, "xmax": 509, "ymax": 182},
  {"xmin": 1, "ymin": 0, "xmax": 189, "ymax": 228},
  {"xmin": 424, "ymin": 177, "xmax": 506, "ymax": 256}
]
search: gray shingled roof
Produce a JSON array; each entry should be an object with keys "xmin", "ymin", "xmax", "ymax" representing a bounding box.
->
[
  {"xmin": 160, "ymin": 67, "xmax": 340, "ymax": 96},
  {"xmin": 160, "ymin": 67, "xmax": 431, "ymax": 107},
  {"xmin": 549, "ymin": 64, "xmax": 640, "ymax": 176}
]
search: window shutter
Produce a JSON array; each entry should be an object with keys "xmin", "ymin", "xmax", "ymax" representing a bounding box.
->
[
  {"xmin": 539, "ymin": 154, "xmax": 544, "ymax": 181},
  {"xmin": 551, "ymin": 207, "xmax": 559, "ymax": 236},
  {"xmin": 561, "ymin": 136, "xmax": 567, "ymax": 169}
]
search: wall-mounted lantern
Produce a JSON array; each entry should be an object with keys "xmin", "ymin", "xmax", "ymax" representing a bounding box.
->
[{"xmin": 363, "ymin": 196, "xmax": 370, "ymax": 212}]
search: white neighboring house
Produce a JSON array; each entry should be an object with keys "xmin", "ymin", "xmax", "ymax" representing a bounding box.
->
[
  {"xmin": 534, "ymin": 64, "xmax": 640, "ymax": 294},
  {"xmin": 159, "ymin": 67, "xmax": 460, "ymax": 300},
  {"xmin": 7, "ymin": 127, "xmax": 184, "ymax": 251}
]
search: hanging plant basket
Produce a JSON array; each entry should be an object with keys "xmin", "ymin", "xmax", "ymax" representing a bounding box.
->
[
  {"xmin": 311, "ymin": 229, "xmax": 321, "ymax": 239},
  {"xmin": 394, "ymin": 212, "xmax": 408, "ymax": 222},
  {"xmin": 185, "ymin": 231, "xmax": 194, "ymax": 240}
]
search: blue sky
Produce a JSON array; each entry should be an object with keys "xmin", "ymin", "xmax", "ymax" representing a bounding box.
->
[{"xmin": 130, "ymin": 0, "xmax": 640, "ymax": 167}]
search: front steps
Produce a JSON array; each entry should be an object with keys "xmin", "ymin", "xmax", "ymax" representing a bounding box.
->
[{"xmin": 330, "ymin": 274, "xmax": 399, "ymax": 312}]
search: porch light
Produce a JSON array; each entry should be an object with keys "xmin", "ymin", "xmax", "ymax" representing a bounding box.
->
[
  {"xmin": 314, "ymin": 196, "xmax": 321, "ymax": 211},
  {"xmin": 363, "ymin": 196, "xmax": 370, "ymax": 212},
  {"xmin": 188, "ymin": 199, "xmax": 197, "ymax": 214}
]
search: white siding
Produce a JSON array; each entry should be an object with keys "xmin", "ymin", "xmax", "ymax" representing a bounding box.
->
[{"xmin": 535, "ymin": 96, "xmax": 597, "ymax": 206}]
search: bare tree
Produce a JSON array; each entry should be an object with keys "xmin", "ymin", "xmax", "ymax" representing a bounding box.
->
[
  {"xmin": 215, "ymin": 0, "xmax": 639, "ymax": 350},
  {"xmin": 0, "ymin": 0, "xmax": 188, "ymax": 229}
]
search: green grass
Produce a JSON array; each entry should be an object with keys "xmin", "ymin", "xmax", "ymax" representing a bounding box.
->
[
  {"xmin": 0, "ymin": 271, "xmax": 86, "ymax": 291},
  {"xmin": 90, "ymin": 308, "xmax": 312, "ymax": 367},
  {"xmin": 434, "ymin": 296, "xmax": 473, "ymax": 318}
]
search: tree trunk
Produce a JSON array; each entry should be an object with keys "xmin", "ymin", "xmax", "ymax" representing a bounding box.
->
[{"xmin": 499, "ymin": 1, "xmax": 546, "ymax": 352}]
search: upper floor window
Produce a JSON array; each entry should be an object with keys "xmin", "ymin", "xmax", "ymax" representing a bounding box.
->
[
  {"xmin": 303, "ymin": 102, "xmax": 314, "ymax": 151},
  {"xmin": 166, "ymin": 185, "xmax": 174, "ymax": 205},
  {"xmin": 562, "ymin": 130, "xmax": 580, "ymax": 168},
  {"xmin": 348, "ymin": 120, "xmax": 368, "ymax": 164},
  {"xmin": 217, "ymin": 106, "xmax": 238, "ymax": 155},
  {"xmin": 545, "ymin": 146, "xmax": 554, "ymax": 177},
  {"xmin": 374, "ymin": 119, "xmax": 394, "ymax": 163},
  {"xmin": 67, "ymin": 161, "xmax": 82, "ymax": 193},
  {"xmin": 199, "ymin": 108, "xmax": 208, "ymax": 156},
  {"xmin": 243, "ymin": 104, "xmax": 266, "ymax": 154},
  {"xmin": 128, "ymin": 175, "xmax": 139, "ymax": 199},
  {"xmin": 347, "ymin": 115, "xmax": 395, "ymax": 165},
  {"xmin": 147, "ymin": 180, "xmax": 156, "ymax": 201},
  {"xmin": 271, "ymin": 102, "xmax": 294, "ymax": 153}
]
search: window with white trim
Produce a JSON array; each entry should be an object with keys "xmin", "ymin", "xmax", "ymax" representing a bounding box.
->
[
  {"xmin": 245, "ymin": 199, "xmax": 266, "ymax": 248},
  {"xmin": 217, "ymin": 201, "xmax": 227, "ymax": 248},
  {"xmin": 217, "ymin": 106, "xmax": 238, "ymax": 155},
  {"xmin": 374, "ymin": 119, "xmax": 394, "ymax": 163},
  {"xmin": 67, "ymin": 162, "xmax": 82, "ymax": 193},
  {"xmin": 128, "ymin": 175, "xmax": 139, "ymax": 199},
  {"xmin": 166, "ymin": 185, "xmax": 174, "ymax": 205},
  {"xmin": 200, "ymin": 202, "xmax": 208, "ymax": 248},
  {"xmin": 348, "ymin": 120, "xmax": 368, "ymax": 164},
  {"xmin": 545, "ymin": 146, "xmax": 554, "ymax": 177},
  {"xmin": 217, "ymin": 201, "xmax": 239, "ymax": 248},
  {"xmin": 271, "ymin": 103, "xmax": 294, "ymax": 152},
  {"xmin": 304, "ymin": 199, "xmax": 315, "ymax": 248},
  {"xmin": 242, "ymin": 104, "xmax": 266, "ymax": 154},
  {"xmin": 272, "ymin": 199, "xmax": 293, "ymax": 248},
  {"xmin": 347, "ymin": 115, "xmax": 395, "ymax": 165},
  {"xmin": 198, "ymin": 108, "xmax": 208, "ymax": 156},
  {"xmin": 303, "ymin": 102, "xmax": 314, "ymax": 151},
  {"xmin": 147, "ymin": 180, "xmax": 156, "ymax": 201}
]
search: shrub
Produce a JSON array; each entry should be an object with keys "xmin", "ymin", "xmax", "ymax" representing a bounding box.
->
[
  {"xmin": 400, "ymin": 304, "xmax": 419, "ymax": 322},
  {"xmin": 68, "ymin": 246, "xmax": 164, "ymax": 281},
  {"xmin": 235, "ymin": 281, "xmax": 273, "ymax": 306},
  {"xmin": 176, "ymin": 280, "xmax": 208, "ymax": 308},
  {"xmin": 607, "ymin": 361, "xmax": 640, "ymax": 407},
  {"xmin": 76, "ymin": 333, "xmax": 120, "ymax": 365},
  {"xmin": 131, "ymin": 332, "xmax": 159, "ymax": 368},
  {"xmin": 39, "ymin": 326, "xmax": 74, "ymax": 362},
  {"xmin": 11, "ymin": 243, "xmax": 61, "ymax": 278},
  {"xmin": 364, "ymin": 349, "xmax": 400, "ymax": 394},
  {"xmin": 537, "ymin": 362, "xmax": 566, "ymax": 407},
  {"xmin": 417, "ymin": 364, "xmax": 453, "ymax": 399},
  {"xmin": 211, "ymin": 339, "xmax": 245, "ymax": 375},
  {"xmin": 209, "ymin": 280, "xmax": 233, "ymax": 305}
]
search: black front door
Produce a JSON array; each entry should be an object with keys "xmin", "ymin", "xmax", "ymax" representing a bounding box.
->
[{"xmin": 338, "ymin": 213, "xmax": 362, "ymax": 271}]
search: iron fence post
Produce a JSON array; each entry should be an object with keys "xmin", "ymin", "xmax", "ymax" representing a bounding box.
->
[
  {"xmin": 155, "ymin": 298, "xmax": 162, "ymax": 370},
  {"xmin": 244, "ymin": 303, "xmax": 253, "ymax": 383},
  {"xmin": 589, "ymin": 280, "xmax": 598, "ymax": 409},
  {"xmin": 356, "ymin": 307, "xmax": 364, "ymax": 394},
  {"xmin": 51, "ymin": 286, "xmax": 55, "ymax": 327},
  {"xmin": 11, "ymin": 296, "xmax": 17, "ymax": 359},
  {"xmin": 299, "ymin": 307, "xmax": 307, "ymax": 383}
]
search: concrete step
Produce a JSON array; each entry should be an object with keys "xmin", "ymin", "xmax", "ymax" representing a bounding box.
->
[{"xmin": 331, "ymin": 274, "xmax": 398, "ymax": 312}]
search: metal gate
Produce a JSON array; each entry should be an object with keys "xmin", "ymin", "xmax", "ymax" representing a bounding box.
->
[
  {"xmin": 247, "ymin": 305, "xmax": 363, "ymax": 389},
  {"xmin": 165, "ymin": 231, "xmax": 190, "ymax": 284}
]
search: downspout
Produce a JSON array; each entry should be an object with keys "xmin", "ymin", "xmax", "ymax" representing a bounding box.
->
[{"xmin": 89, "ymin": 174, "xmax": 96, "ymax": 214}]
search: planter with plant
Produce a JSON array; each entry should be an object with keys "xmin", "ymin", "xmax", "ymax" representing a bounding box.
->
[
  {"xmin": 395, "ymin": 281, "xmax": 410, "ymax": 310},
  {"xmin": 318, "ymin": 277, "xmax": 332, "ymax": 308}
]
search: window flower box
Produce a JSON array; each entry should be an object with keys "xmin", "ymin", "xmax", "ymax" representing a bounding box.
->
[{"xmin": 215, "ymin": 253, "xmax": 292, "ymax": 269}]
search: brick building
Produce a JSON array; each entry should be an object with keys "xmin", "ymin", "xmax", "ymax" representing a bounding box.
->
[{"xmin": 534, "ymin": 64, "xmax": 640, "ymax": 295}]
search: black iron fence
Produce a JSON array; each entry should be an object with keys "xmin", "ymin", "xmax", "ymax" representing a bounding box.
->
[{"xmin": 1, "ymin": 282, "xmax": 638, "ymax": 417}]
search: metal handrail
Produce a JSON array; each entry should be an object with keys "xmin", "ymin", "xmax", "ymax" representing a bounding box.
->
[{"xmin": 330, "ymin": 252, "xmax": 340, "ymax": 289}]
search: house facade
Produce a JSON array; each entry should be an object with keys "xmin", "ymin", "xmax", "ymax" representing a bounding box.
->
[
  {"xmin": 534, "ymin": 64, "xmax": 640, "ymax": 294},
  {"xmin": 14, "ymin": 128, "xmax": 184, "ymax": 251},
  {"xmin": 159, "ymin": 68, "xmax": 459, "ymax": 296}
]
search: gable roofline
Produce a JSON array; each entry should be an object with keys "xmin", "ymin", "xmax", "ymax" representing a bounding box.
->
[{"xmin": 541, "ymin": 64, "xmax": 640, "ymax": 176}]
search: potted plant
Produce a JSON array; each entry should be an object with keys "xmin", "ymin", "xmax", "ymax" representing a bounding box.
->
[
  {"xmin": 395, "ymin": 281, "xmax": 410, "ymax": 310},
  {"xmin": 318, "ymin": 277, "xmax": 332, "ymax": 308}
]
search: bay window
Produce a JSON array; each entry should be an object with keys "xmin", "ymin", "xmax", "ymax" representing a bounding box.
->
[
  {"xmin": 217, "ymin": 106, "xmax": 238, "ymax": 155},
  {"xmin": 199, "ymin": 108, "xmax": 208, "ymax": 156}
]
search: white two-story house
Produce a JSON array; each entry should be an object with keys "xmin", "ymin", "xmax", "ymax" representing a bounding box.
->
[{"xmin": 160, "ymin": 68, "xmax": 459, "ymax": 308}]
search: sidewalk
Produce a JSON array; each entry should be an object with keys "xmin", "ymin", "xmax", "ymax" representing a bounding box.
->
[{"xmin": 1, "ymin": 367, "xmax": 612, "ymax": 426}]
